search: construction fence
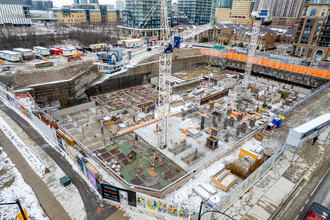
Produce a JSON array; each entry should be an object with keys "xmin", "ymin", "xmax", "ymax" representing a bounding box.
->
[
  {"xmin": 2, "ymin": 79, "xmax": 327, "ymax": 219},
  {"xmin": 200, "ymin": 49, "xmax": 330, "ymax": 79}
]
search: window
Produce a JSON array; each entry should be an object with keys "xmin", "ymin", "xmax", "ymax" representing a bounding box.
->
[
  {"xmin": 310, "ymin": 9, "xmax": 316, "ymax": 16},
  {"xmin": 306, "ymin": 48, "xmax": 313, "ymax": 58},
  {"xmin": 303, "ymin": 8, "xmax": 307, "ymax": 16},
  {"xmin": 318, "ymin": 19, "xmax": 323, "ymax": 23},
  {"xmin": 301, "ymin": 47, "xmax": 306, "ymax": 56}
]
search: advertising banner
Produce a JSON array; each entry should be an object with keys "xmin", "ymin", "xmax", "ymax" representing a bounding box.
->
[
  {"xmin": 101, "ymin": 183, "xmax": 137, "ymax": 207},
  {"xmin": 101, "ymin": 184, "xmax": 120, "ymax": 202},
  {"xmin": 88, "ymin": 169, "xmax": 98, "ymax": 192}
]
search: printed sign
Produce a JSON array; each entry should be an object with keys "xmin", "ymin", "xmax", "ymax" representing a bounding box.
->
[{"xmin": 101, "ymin": 184, "xmax": 120, "ymax": 202}]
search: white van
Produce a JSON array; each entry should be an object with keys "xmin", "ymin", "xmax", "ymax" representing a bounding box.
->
[{"xmin": 0, "ymin": 50, "xmax": 22, "ymax": 62}]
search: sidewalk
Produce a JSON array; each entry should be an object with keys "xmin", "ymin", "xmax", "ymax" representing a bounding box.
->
[{"xmin": 0, "ymin": 130, "xmax": 71, "ymax": 220}]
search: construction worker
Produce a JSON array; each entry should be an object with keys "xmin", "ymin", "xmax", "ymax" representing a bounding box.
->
[{"xmin": 312, "ymin": 136, "xmax": 318, "ymax": 145}]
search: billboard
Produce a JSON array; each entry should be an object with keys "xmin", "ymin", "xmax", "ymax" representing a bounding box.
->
[{"xmin": 101, "ymin": 183, "xmax": 137, "ymax": 207}]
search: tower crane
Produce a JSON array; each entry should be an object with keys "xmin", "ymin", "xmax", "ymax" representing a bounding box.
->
[
  {"xmin": 158, "ymin": 0, "xmax": 172, "ymax": 149},
  {"xmin": 243, "ymin": 0, "xmax": 272, "ymax": 88}
]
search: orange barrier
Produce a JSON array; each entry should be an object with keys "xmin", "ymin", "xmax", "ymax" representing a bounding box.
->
[{"xmin": 199, "ymin": 49, "xmax": 330, "ymax": 79}]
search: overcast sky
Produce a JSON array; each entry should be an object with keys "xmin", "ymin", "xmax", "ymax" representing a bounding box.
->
[{"xmin": 53, "ymin": 0, "xmax": 117, "ymax": 7}]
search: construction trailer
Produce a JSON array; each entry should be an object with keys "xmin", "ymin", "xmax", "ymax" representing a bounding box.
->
[
  {"xmin": 13, "ymin": 48, "xmax": 33, "ymax": 60},
  {"xmin": 60, "ymin": 47, "xmax": 77, "ymax": 56},
  {"xmin": 89, "ymin": 43, "xmax": 107, "ymax": 52},
  {"xmin": 0, "ymin": 50, "xmax": 22, "ymax": 62},
  {"xmin": 33, "ymin": 46, "xmax": 50, "ymax": 56},
  {"xmin": 50, "ymin": 48, "xmax": 63, "ymax": 56},
  {"xmin": 117, "ymin": 39, "xmax": 145, "ymax": 48}
]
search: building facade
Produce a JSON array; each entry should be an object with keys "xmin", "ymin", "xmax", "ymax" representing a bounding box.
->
[
  {"xmin": 107, "ymin": 10, "xmax": 118, "ymax": 24},
  {"xmin": 0, "ymin": 0, "xmax": 25, "ymax": 4},
  {"xmin": 88, "ymin": 9, "xmax": 101, "ymax": 23},
  {"xmin": 74, "ymin": 0, "xmax": 88, "ymax": 4},
  {"xmin": 121, "ymin": 0, "xmax": 172, "ymax": 36},
  {"xmin": 89, "ymin": 0, "xmax": 99, "ymax": 4},
  {"xmin": 216, "ymin": 0, "xmax": 232, "ymax": 8},
  {"xmin": 0, "ymin": 4, "xmax": 32, "ymax": 27},
  {"xmin": 54, "ymin": 8, "xmax": 87, "ymax": 24},
  {"xmin": 215, "ymin": 8, "xmax": 231, "ymax": 23},
  {"xmin": 271, "ymin": 0, "xmax": 304, "ymax": 28},
  {"xmin": 116, "ymin": 0, "xmax": 124, "ymax": 11},
  {"xmin": 291, "ymin": 0, "xmax": 330, "ymax": 61},
  {"xmin": 31, "ymin": 0, "xmax": 53, "ymax": 11},
  {"xmin": 29, "ymin": 10, "xmax": 57, "ymax": 22},
  {"xmin": 177, "ymin": 0, "xmax": 216, "ymax": 25},
  {"xmin": 230, "ymin": 0, "xmax": 255, "ymax": 25}
]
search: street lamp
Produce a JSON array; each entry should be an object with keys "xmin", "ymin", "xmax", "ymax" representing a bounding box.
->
[
  {"xmin": 197, "ymin": 201, "xmax": 235, "ymax": 220},
  {"xmin": 0, "ymin": 200, "xmax": 28, "ymax": 220}
]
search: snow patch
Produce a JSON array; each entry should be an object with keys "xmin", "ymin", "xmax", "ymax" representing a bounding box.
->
[{"xmin": 0, "ymin": 117, "xmax": 46, "ymax": 177}]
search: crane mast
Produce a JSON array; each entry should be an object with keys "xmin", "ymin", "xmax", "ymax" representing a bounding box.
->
[
  {"xmin": 243, "ymin": 19, "xmax": 261, "ymax": 88},
  {"xmin": 158, "ymin": 0, "xmax": 172, "ymax": 149}
]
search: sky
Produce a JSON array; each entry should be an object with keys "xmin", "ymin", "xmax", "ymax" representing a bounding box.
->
[{"xmin": 53, "ymin": 0, "xmax": 117, "ymax": 7}]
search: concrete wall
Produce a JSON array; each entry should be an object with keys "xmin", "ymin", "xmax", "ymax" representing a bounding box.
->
[
  {"xmin": 29, "ymin": 65, "xmax": 100, "ymax": 108},
  {"xmin": 87, "ymin": 54, "xmax": 206, "ymax": 97},
  {"xmin": 59, "ymin": 101, "xmax": 96, "ymax": 116}
]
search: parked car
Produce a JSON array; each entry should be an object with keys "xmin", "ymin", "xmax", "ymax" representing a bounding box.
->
[{"xmin": 303, "ymin": 202, "xmax": 330, "ymax": 220}]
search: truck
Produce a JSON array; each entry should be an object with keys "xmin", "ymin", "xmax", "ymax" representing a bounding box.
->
[
  {"xmin": 303, "ymin": 202, "xmax": 330, "ymax": 220},
  {"xmin": 13, "ymin": 48, "xmax": 33, "ymax": 60},
  {"xmin": 33, "ymin": 46, "xmax": 50, "ymax": 56},
  {"xmin": 0, "ymin": 50, "xmax": 22, "ymax": 62}
]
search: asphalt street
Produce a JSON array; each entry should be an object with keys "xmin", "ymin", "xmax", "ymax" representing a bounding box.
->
[{"xmin": 297, "ymin": 168, "xmax": 330, "ymax": 220}]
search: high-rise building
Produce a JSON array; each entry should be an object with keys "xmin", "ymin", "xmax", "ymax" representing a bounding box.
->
[
  {"xmin": 230, "ymin": 0, "xmax": 254, "ymax": 25},
  {"xmin": 31, "ymin": 0, "xmax": 53, "ymax": 11},
  {"xmin": 74, "ymin": 0, "xmax": 88, "ymax": 4},
  {"xmin": 0, "ymin": 0, "xmax": 25, "ymax": 4},
  {"xmin": 214, "ymin": 0, "xmax": 232, "ymax": 23},
  {"xmin": 271, "ymin": 0, "xmax": 304, "ymax": 28},
  {"xmin": 116, "ymin": 0, "xmax": 124, "ymax": 11},
  {"xmin": 0, "ymin": 4, "xmax": 32, "ymax": 27},
  {"xmin": 291, "ymin": 0, "xmax": 329, "ymax": 61},
  {"xmin": 89, "ymin": 0, "xmax": 99, "ymax": 4},
  {"xmin": 177, "ymin": 0, "xmax": 216, "ymax": 25},
  {"xmin": 121, "ymin": 0, "xmax": 172, "ymax": 36},
  {"xmin": 216, "ymin": 0, "xmax": 232, "ymax": 8}
]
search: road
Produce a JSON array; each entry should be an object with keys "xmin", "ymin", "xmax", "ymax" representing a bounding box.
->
[
  {"xmin": 0, "ymin": 101, "xmax": 118, "ymax": 220},
  {"xmin": 297, "ymin": 168, "xmax": 330, "ymax": 220}
]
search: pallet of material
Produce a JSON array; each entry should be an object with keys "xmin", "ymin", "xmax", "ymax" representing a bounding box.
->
[
  {"xmin": 211, "ymin": 169, "xmax": 238, "ymax": 191},
  {"xmin": 193, "ymin": 186, "xmax": 211, "ymax": 201}
]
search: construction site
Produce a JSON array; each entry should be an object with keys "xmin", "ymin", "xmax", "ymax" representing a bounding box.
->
[{"xmin": 0, "ymin": 0, "xmax": 329, "ymax": 219}]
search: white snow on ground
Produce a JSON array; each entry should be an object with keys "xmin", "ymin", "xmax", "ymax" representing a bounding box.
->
[
  {"xmin": 0, "ymin": 147, "xmax": 49, "ymax": 220},
  {"xmin": 0, "ymin": 117, "xmax": 46, "ymax": 177},
  {"xmin": 164, "ymin": 152, "xmax": 238, "ymax": 212}
]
